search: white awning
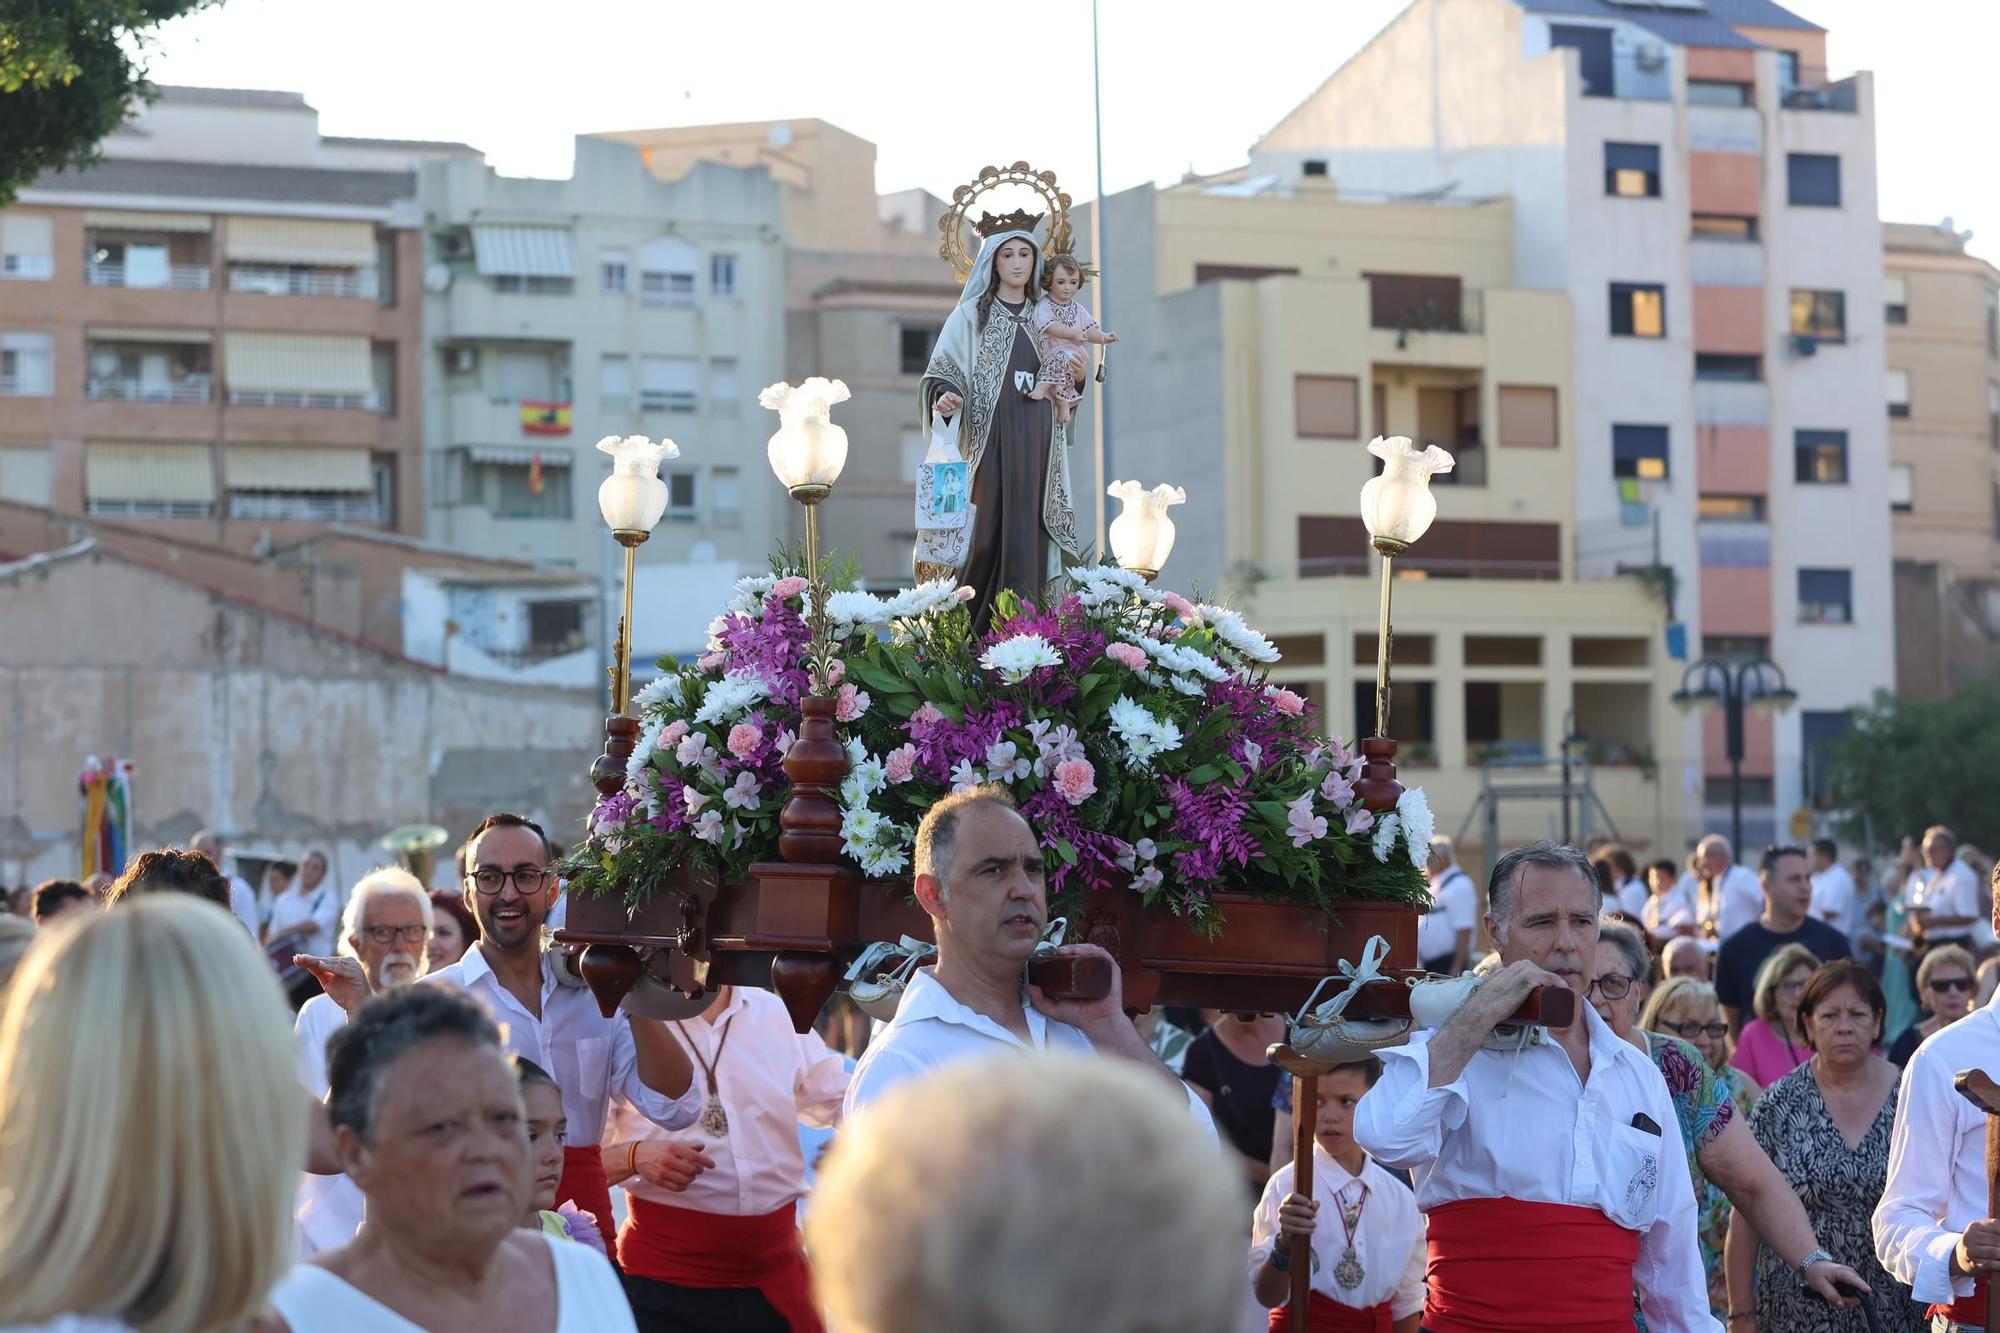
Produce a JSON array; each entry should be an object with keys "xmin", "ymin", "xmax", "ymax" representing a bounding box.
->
[
  {"xmin": 225, "ymin": 216, "xmax": 376, "ymax": 267},
  {"xmin": 87, "ymin": 326, "xmax": 213, "ymax": 345},
  {"xmin": 472, "ymin": 225, "xmax": 575, "ymax": 278},
  {"xmin": 1, "ymin": 214, "xmax": 52, "ymax": 259},
  {"xmin": 84, "ymin": 209, "xmax": 212, "ymax": 233},
  {"xmin": 464, "ymin": 444, "xmax": 573, "ymax": 468},
  {"xmin": 85, "ymin": 442, "xmax": 215, "ymax": 503},
  {"xmin": 224, "ymin": 445, "xmax": 372, "ymax": 492},
  {"xmin": 223, "ymin": 333, "xmax": 373, "ymax": 395}
]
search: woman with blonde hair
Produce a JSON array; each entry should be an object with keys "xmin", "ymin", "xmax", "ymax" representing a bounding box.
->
[
  {"xmin": 0, "ymin": 895, "xmax": 303, "ymax": 1332},
  {"xmin": 1731, "ymin": 943, "xmax": 1821, "ymax": 1087},
  {"xmin": 1888, "ymin": 942, "xmax": 1978, "ymax": 1067},
  {"xmin": 1643, "ymin": 975, "xmax": 1761, "ymax": 1118}
]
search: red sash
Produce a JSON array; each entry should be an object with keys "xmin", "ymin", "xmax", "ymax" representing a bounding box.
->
[
  {"xmin": 555, "ymin": 1145, "xmax": 615, "ymax": 1254},
  {"xmin": 1268, "ymin": 1291, "xmax": 1393, "ymax": 1331},
  {"xmin": 1423, "ymin": 1198, "xmax": 1639, "ymax": 1332},
  {"xmin": 1928, "ymin": 1278, "xmax": 1990, "ymax": 1325},
  {"xmin": 619, "ymin": 1195, "xmax": 823, "ymax": 1333}
]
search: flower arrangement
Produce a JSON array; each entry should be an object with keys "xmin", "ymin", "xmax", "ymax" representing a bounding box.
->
[{"xmin": 562, "ymin": 562, "xmax": 1431, "ymax": 932}]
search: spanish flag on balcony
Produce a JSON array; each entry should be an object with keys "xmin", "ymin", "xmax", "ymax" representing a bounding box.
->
[
  {"xmin": 521, "ymin": 400, "xmax": 572, "ymax": 436},
  {"xmin": 529, "ymin": 452, "xmax": 545, "ymax": 496}
]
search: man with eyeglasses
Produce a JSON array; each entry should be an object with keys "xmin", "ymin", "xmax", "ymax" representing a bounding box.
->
[
  {"xmin": 424, "ymin": 812, "xmax": 699, "ymax": 1254},
  {"xmin": 291, "ymin": 865, "xmax": 434, "ymax": 1256},
  {"xmin": 1716, "ymin": 845, "xmax": 1850, "ymax": 1040}
]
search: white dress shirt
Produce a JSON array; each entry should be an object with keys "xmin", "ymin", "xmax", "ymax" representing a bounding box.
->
[
  {"xmin": 426, "ymin": 942, "xmax": 701, "ymax": 1145},
  {"xmin": 606, "ymin": 986, "xmax": 847, "ymax": 1216},
  {"xmin": 1643, "ymin": 884, "xmax": 1699, "ymax": 943},
  {"xmin": 1874, "ymin": 996, "xmax": 2000, "ymax": 1304},
  {"xmin": 1615, "ymin": 877, "xmax": 1651, "ymax": 922},
  {"xmin": 1709, "ymin": 863, "xmax": 1764, "ymax": 940},
  {"xmin": 1249, "ymin": 1146, "xmax": 1425, "ymax": 1319},
  {"xmin": 1907, "ymin": 861, "xmax": 1983, "ymax": 941},
  {"xmin": 267, "ymin": 883, "xmax": 340, "ymax": 958},
  {"xmin": 1809, "ymin": 863, "xmax": 1859, "ymax": 940},
  {"xmin": 846, "ymin": 967, "xmax": 1217, "ymax": 1137},
  {"xmin": 1419, "ymin": 868, "xmax": 1478, "ymax": 964},
  {"xmin": 291, "ymin": 993, "xmax": 363, "ymax": 1255},
  {"xmin": 1354, "ymin": 1003, "xmax": 1717, "ymax": 1332}
]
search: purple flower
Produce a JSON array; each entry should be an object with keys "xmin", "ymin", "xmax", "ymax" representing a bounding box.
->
[{"xmin": 557, "ymin": 1202, "xmax": 607, "ymax": 1256}]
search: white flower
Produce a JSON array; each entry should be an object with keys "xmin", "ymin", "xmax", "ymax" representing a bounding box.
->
[
  {"xmin": 840, "ymin": 806, "xmax": 884, "ymax": 856},
  {"xmin": 845, "ymin": 736, "xmax": 868, "ymax": 767},
  {"xmin": 1396, "ymin": 788, "xmax": 1436, "ymax": 869},
  {"xmin": 860, "ymin": 842, "xmax": 910, "ymax": 877},
  {"xmin": 726, "ymin": 574, "xmax": 777, "ymax": 616},
  {"xmin": 839, "ymin": 757, "xmax": 887, "ymax": 806},
  {"xmin": 1108, "ymin": 695, "xmax": 1182, "ymax": 768},
  {"xmin": 882, "ymin": 579, "xmax": 962, "ymax": 621},
  {"xmin": 626, "ymin": 717, "xmax": 665, "ymax": 785},
  {"xmin": 823, "ymin": 589, "xmax": 890, "ymax": 630},
  {"xmin": 1135, "ymin": 838, "xmax": 1157, "ymax": 861},
  {"xmin": 1371, "ymin": 811, "xmax": 1403, "ymax": 865},
  {"xmin": 723, "ymin": 771, "xmax": 764, "ymax": 811},
  {"xmin": 691, "ymin": 810, "xmax": 725, "ymax": 844},
  {"xmin": 1195, "ymin": 605, "xmax": 1282, "ymax": 664},
  {"xmin": 984, "ymin": 740, "xmax": 1031, "ymax": 783},
  {"xmin": 1168, "ymin": 674, "xmax": 1206, "ymax": 696},
  {"xmin": 1242, "ymin": 741, "xmax": 1263, "ymax": 772},
  {"xmin": 773, "ymin": 728, "xmax": 796, "ymax": 760},
  {"xmin": 633, "ymin": 675, "xmax": 679, "ymax": 713},
  {"xmin": 949, "ymin": 759, "xmax": 983, "ymax": 792},
  {"xmin": 675, "ymin": 732, "xmax": 714, "ymax": 769},
  {"xmin": 693, "ymin": 671, "xmax": 771, "ymax": 726},
  {"xmin": 979, "ymin": 634, "xmax": 1063, "ymax": 683}
]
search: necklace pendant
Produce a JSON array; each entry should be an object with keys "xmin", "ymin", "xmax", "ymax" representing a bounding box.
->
[
  {"xmin": 699, "ymin": 1096, "xmax": 730, "ymax": 1137},
  {"xmin": 1334, "ymin": 1246, "xmax": 1366, "ymax": 1290}
]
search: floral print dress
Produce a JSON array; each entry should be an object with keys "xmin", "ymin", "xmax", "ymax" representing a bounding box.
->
[{"xmin": 1636, "ymin": 1032, "xmax": 1736, "ymax": 1324}]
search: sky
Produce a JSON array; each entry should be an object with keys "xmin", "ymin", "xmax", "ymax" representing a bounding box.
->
[{"xmin": 137, "ymin": 0, "xmax": 1995, "ymax": 262}]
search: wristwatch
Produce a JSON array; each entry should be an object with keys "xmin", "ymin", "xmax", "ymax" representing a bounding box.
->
[{"xmin": 1796, "ymin": 1248, "xmax": 1834, "ymax": 1286}]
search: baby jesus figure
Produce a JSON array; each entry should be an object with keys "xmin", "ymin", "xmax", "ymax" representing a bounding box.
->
[{"xmin": 1026, "ymin": 253, "xmax": 1116, "ymax": 426}]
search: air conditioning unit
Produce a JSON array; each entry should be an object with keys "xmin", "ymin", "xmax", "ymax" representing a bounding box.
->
[
  {"xmin": 441, "ymin": 232, "xmax": 473, "ymax": 261},
  {"xmin": 449, "ymin": 346, "xmax": 479, "ymax": 375},
  {"xmin": 1634, "ymin": 42, "xmax": 1667, "ymax": 72},
  {"xmin": 1791, "ymin": 334, "xmax": 1818, "ymax": 357}
]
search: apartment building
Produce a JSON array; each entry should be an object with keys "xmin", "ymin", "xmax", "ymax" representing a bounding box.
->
[
  {"xmin": 1095, "ymin": 177, "xmax": 1684, "ymax": 870},
  {"xmin": 1882, "ymin": 221, "xmax": 2000, "ymax": 699},
  {"xmin": 1244, "ymin": 0, "xmax": 1890, "ymax": 848},
  {"xmin": 0, "ymin": 86, "xmax": 472, "ymax": 550},
  {"xmin": 600, "ymin": 120, "xmax": 956, "ymax": 589},
  {"xmin": 417, "ymin": 137, "xmax": 785, "ymax": 662}
]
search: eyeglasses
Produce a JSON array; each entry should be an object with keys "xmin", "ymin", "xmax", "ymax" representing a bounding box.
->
[
  {"xmin": 1929, "ymin": 976, "xmax": 1976, "ymax": 994},
  {"xmin": 468, "ymin": 867, "xmax": 555, "ymax": 896},
  {"xmin": 1776, "ymin": 978, "xmax": 1807, "ymax": 994},
  {"xmin": 1665, "ymin": 1020, "xmax": 1729, "ymax": 1040},
  {"xmin": 1588, "ymin": 973, "xmax": 1635, "ymax": 1000},
  {"xmin": 361, "ymin": 924, "xmax": 428, "ymax": 946}
]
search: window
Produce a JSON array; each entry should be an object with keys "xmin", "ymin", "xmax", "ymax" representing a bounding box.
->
[
  {"xmin": 1775, "ymin": 50, "xmax": 1801, "ymax": 90},
  {"xmin": 639, "ymin": 236, "xmax": 699, "ymax": 308},
  {"xmin": 709, "ymin": 357, "xmax": 739, "ymax": 415},
  {"xmin": 1691, "ymin": 214, "xmax": 1758, "ymax": 241},
  {"xmin": 709, "ymin": 254, "xmax": 738, "ymax": 298},
  {"xmin": 1801, "ymin": 710, "xmax": 1851, "ymax": 807},
  {"xmin": 1365, "ymin": 272, "xmax": 1465, "ymax": 331},
  {"xmin": 0, "ymin": 331, "xmax": 54, "ymax": 396},
  {"xmin": 492, "ymin": 274, "xmax": 573, "ymax": 295},
  {"xmin": 1496, "ymin": 385, "xmax": 1558, "ymax": 447},
  {"xmin": 1609, "ymin": 283, "xmax": 1665, "ymax": 337},
  {"xmin": 599, "ymin": 252, "xmax": 629, "ymax": 294},
  {"xmin": 1702, "ymin": 634, "xmax": 1770, "ymax": 661},
  {"xmin": 1302, "ymin": 159, "xmax": 1329, "ymax": 178},
  {"xmin": 1696, "ymin": 354, "xmax": 1762, "ymax": 382},
  {"xmin": 1698, "ymin": 495, "xmax": 1765, "ymax": 522},
  {"xmin": 526, "ymin": 600, "xmax": 587, "ymax": 653},
  {"xmin": 599, "ymin": 354, "xmax": 631, "ymax": 407},
  {"xmin": 666, "ymin": 471, "xmax": 698, "ymax": 520},
  {"xmin": 899, "ymin": 325, "xmax": 939, "ymax": 375},
  {"xmin": 1889, "ymin": 463, "xmax": 1913, "ymax": 513},
  {"xmin": 1798, "ymin": 568, "xmax": 1853, "ymax": 624},
  {"xmin": 1352, "ymin": 680, "xmax": 1435, "ymax": 745},
  {"xmin": 1612, "ymin": 424, "xmax": 1669, "ymax": 480},
  {"xmin": 465, "ymin": 455, "xmax": 572, "ymax": 520},
  {"xmin": 493, "ymin": 348, "xmax": 556, "ymax": 402},
  {"xmin": 1295, "ymin": 375, "xmax": 1359, "ymax": 438},
  {"xmin": 1790, "ymin": 289, "xmax": 1847, "ymax": 343},
  {"xmin": 1884, "ymin": 274, "xmax": 1908, "ymax": 325},
  {"xmin": 1794, "ymin": 429, "xmax": 1848, "ymax": 483},
  {"xmin": 710, "ymin": 465, "xmax": 742, "ymax": 526},
  {"xmin": 2, "ymin": 214, "xmax": 54, "ymax": 279},
  {"xmin": 1887, "ymin": 369, "xmax": 1910, "ymax": 418},
  {"xmin": 1787, "ymin": 153, "xmax": 1842, "ymax": 207},
  {"xmin": 639, "ymin": 355, "xmax": 698, "ymax": 413},
  {"xmin": 1704, "ymin": 777, "xmax": 1774, "ymax": 807},
  {"xmin": 1604, "ymin": 142, "xmax": 1660, "ymax": 197},
  {"xmin": 1549, "ymin": 24, "xmax": 1615, "ymax": 99},
  {"xmin": 1686, "ymin": 80, "xmax": 1751, "ymax": 107}
]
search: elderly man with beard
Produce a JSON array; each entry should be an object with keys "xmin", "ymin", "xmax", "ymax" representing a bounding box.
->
[
  {"xmin": 293, "ymin": 866, "xmax": 434, "ymax": 1255},
  {"xmin": 1353, "ymin": 840, "xmax": 1718, "ymax": 1331}
]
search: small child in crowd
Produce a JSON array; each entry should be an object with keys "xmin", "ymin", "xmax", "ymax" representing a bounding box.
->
[
  {"xmin": 1250, "ymin": 1057, "xmax": 1424, "ymax": 1332},
  {"xmin": 514, "ymin": 1057, "xmax": 606, "ymax": 1256}
]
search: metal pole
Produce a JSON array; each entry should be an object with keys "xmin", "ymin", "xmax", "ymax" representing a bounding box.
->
[
  {"xmin": 614, "ymin": 539, "xmax": 638, "ymax": 716},
  {"xmin": 1725, "ymin": 668, "xmax": 1745, "ymax": 853},
  {"xmin": 1561, "ymin": 743, "xmax": 1573, "ymax": 845},
  {"xmin": 1374, "ymin": 553, "xmax": 1395, "ymax": 737},
  {"xmin": 1090, "ymin": 0, "xmax": 1111, "ymax": 557}
]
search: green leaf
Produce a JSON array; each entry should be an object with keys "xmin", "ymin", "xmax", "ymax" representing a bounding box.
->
[
  {"xmin": 1055, "ymin": 838, "xmax": 1078, "ymax": 865},
  {"xmin": 1185, "ymin": 764, "xmax": 1222, "ymax": 785}
]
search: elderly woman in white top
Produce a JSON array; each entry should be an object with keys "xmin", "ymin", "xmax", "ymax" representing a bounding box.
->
[
  {"xmin": 266, "ymin": 848, "xmax": 339, "ymax": 959},
  {"xmin": 268, "ymin": 984, "xmax": 634, "ymax": 1332}
]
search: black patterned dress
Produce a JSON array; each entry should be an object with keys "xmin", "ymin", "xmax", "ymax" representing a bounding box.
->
[{"xmin": 1746, "ymin": 1063, "xmax": 1918, "ymax": 1333}]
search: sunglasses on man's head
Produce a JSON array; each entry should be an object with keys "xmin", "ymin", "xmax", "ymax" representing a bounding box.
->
[{"xmin": 1929, "ymin": 976, "xmax": 1975, "ymax": 994}]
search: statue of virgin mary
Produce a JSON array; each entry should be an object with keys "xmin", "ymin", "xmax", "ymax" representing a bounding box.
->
[{"xmin": 916, "ymin": 224, "xmax": 1082, "ymax": 633}]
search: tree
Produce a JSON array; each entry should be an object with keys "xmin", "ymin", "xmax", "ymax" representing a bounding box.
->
[
  {"xmin": 1827, "ymin": 673, "xmax": 2000, "ymax": 853},
  {"xmin": 0, "ymin": 1, "xmax": 220, "ymax": 206}
]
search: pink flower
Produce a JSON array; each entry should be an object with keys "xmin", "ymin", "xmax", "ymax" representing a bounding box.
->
[
  {"xmin": 955, "ymin": 585, "xmax": 977, "ymax": 602},
  {"xmin": 683, "ymin": 786, "xmax": 710, "ymax": 815},
  {"xmin": 825, "ymin": 658, "xmax": 846, "ymax": 686},
  {"xmin": 696, "ymin": 651, "xmax": 726, "ymax": 672},
  {"xmin": 1161, "ymin": 592, "xmax": 1196, "ymax": 619},
  {"xmin": 1287, "ymin": 794, "xmax": 1327, "ymax": 848},
  {"xmin": 771, "ymin": 576, "xmax": 808, "ymax": 600},
  {"xmin": 1321, "ymin": 772, "xmax": 1357, "ymax": 810},
  {"xmin": 1134, "ymin": 838, "xmax": 1157, "ymax": 861},
  {"xmin": 1268, "ymin": 687, "xmax": 1306, "ymax": 716},
  {"xmin": 912, "ymin": 701, "xmax": 944, "ymax": 726},
  {"xmin": 884, "ymin": 744, "xmax": 919, "ymax": 784},
  {"xmin": 1131, "ymin": 866, "xmax": 1164, "ymax": 894},
  {"xmin": 726, "ymin": 722, "xmax": 763, "ymax": 759},
  {"xmin": 1053, "ymin": 757, "xmax": 1097, "ymax": 805},
  {"xmin": 835, "ymin": 682, "xmax": 871, "ymax": 722},
  {"xmin": 660, "ymin": 720, "xmax": 690, "ymax": 747},
  {"xmin": 1105, "ymin": 642, "xmax": 1147, "ymax": 671},
  {"xmin": 1344, "ymin": 807, "xmax": 1375, "ymax": 835},
  {"xmin": 773, "ymin": 728, "xmax": 796, "ymax": 759}
]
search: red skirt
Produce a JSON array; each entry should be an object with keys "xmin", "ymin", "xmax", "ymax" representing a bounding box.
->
[
  {"xmin": 556, "ymin": 1145, "xmax": 615, "ymax": 1254},
  {"xmin": 1929, "ymin": 1278, "xmax": 1990, "ymax": 1325},
  {"xmin": 1423, "ymin": 1198, "xmax": 1639, "ymax": 1332},
  {"xmin": 619, "ymin": 1195, "xmax": 823, "ymax": 1333},
  {"xmin": 1268, "ymin": 1290, "xmax": 1393, "ymax": 1331}
]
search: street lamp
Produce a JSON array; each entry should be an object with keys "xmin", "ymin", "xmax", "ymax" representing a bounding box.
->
[
  {"xmin": 595, "ymin": 433, "xmax": 678, "ymax": 716},
  {"xmin": 1106, "ymin": 479, "xmax": 1184, "ymax": 582},
  {"xmin": 1671, "ymin": 654, "xmax": 1798, "ymax": 852}
]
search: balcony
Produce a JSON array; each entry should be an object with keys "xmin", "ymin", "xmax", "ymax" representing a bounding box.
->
[
  {"xmin": 1695, "ymin": 380, "xmax": 1768, "ymax": 429},
  {"xmin": 1781, "ymin": 67, "xmax": 1860, "ymax": 113},
  {"xmin": 1696, "ymin": 520, "xmax": 1771, "ymax": 568},
  {"xmin": 86, "ymin": 374, "xmax": 214, "ymax": 405},
  {"xmin": 1690, "ymin": 236, "xmax": 1763, "ymax": 288},
  {"xmin": 227, "ymin": 492, "xmax": 384, "ymax": 523},
  {"xmin": 227, "ymin": 265, "xmax": 378, "ymax": 300},
  {"xmin": 87, "ymin": 262, "xmax": 211, "ymax": 291},
  {"xmin": 227, "ymin": 390, "xmax": 379, "ymax": 411},
  {"xmin": 1686, "ymin": 105, "xmax": 1761, "ymax": 154}
]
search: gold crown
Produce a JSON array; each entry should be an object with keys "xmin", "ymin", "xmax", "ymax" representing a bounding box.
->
[{"xmin": 973, "ymin": 207, "xmax": 1045, "ymax": 238}]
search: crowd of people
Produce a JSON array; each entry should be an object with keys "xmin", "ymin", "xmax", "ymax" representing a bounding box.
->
[{"xmin": 1, "ymin": 800, "xmax": 1998, "ymax": 1332}]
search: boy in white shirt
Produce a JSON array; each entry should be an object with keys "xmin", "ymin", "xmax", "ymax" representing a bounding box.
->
[{"xmin": 1251, "ymin": 1057, "xmax": 1424, "ymax": 1332}]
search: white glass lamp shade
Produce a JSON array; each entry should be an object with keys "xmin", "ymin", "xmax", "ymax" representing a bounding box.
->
[
  {"xmin": 1107, "ymin": 480, "xmax": 1186, "ymax": 577},
  {"xmin": 758, "ymin": 376, "xmax": 851, "ymax": 494},
  {"xmin": 1359, "ymin": 435, "xmax": 1455, "ymax": 551},
  {"xmin": 595, "ymin": 434, "xmax": 678, "ymax": 534}
]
